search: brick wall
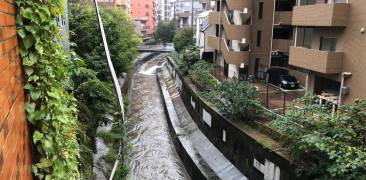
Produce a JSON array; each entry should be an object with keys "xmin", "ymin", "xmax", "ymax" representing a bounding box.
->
[{"xmin": 0, "ymin": 0, "xmax": 33, "ymax": 179}]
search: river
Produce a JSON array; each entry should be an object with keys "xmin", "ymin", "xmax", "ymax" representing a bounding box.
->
[{"xmin": 126, "ymin": 54, "xmax": 189, "ymax": 180}]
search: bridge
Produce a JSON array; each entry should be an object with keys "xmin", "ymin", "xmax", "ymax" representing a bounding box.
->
[{"xmin": 138, "ymin": 45, "xmax": 174, "ymax": 53}]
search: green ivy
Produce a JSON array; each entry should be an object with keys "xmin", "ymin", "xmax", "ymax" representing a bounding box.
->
[{"xmin": 16, "ymin": 0, "xmax": 80, "ymax": 179}]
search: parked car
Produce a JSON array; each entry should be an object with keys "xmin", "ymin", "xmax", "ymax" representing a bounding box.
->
[
  {"xmin": 280, "ymin": 75, "xmax": 300, "ymax": 89},
  {"xmin": 267, "ymin": 68, "xmax": 289, "ymax": 86}
]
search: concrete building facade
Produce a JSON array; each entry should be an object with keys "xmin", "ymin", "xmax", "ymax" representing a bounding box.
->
[
  {"xmin": 201, "ymin": 0, "xmax": 366, "ymax": 105},
  {"xmin": 97, "ymin": 0, "xmax": 131, "ymax": 12},
  {"xmin": 131, "ymin": 0, "xmax": 157, "ymax": 37},
  {"xmin": 175, "ymin": 0, "xmax": 203, "ymax": 29}
]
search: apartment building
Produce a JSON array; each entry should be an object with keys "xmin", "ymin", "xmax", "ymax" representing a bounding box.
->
[
  {"xmin": 196, "ymin": 0, "xmax": 215, "ymax": 60},
  {"xmin": 157, "ymin": 0, "xmax": 176, "ymax": 22},
  {"xmin": 202, "ymin": 0, "xmax": 366, "ymax": 105},
  {"xmin": 131, "ymin": 0, "xmax": 157, "ymax": 37},
  {"xmin": 175, "ymin": 0, "xmax": 203, "ymax": 29},
  {"xmin": 97, "ymin": 0, "xmax": 131, "ymax": 12}
]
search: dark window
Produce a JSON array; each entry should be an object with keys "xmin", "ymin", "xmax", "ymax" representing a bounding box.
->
[
  {"xmin": 254, "ymin": 58, "xmax": 260, "ymax": 78},
  {"xmin": 258, "ymin": 1, "xmax": 264, "ymax": 19},
  {"xmin": 145, "ymin": 12, "xmax": 149, "ymax": 16},
  {"xmin": 275, "ymin": 0, "xmax": 295, "ymax": 11},
  {"xmin": 273, "ymin": 27, "xmax": 293, "ymax": 39},
  {"xmin": 224, "ymin": 61, "xmax": 229, "ymax": 78},
  {"xmin": 320, "ymin": 36, "xmax": 337, "ymax": 52},
  {"xmin": 256, "ymin": 31, "xmax": 262, "ymax": 47},
  {"xmin": 145, "ymin": 4, "xmax": 149, "ymax": 8}
]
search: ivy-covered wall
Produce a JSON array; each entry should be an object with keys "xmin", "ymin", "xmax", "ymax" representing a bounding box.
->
[{"xmin": 0, "ymin": 0, "xmax": 32, "ymax": 179}]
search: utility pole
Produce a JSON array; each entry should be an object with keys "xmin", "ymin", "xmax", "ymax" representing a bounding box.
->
[{"xmin": 191, "ymin": 0, "xmax": 194, "ymax": 27}]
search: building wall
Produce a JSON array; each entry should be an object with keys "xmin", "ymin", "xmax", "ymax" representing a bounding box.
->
[
  {"xmin": 249, "ymin": 0, "xmax": 275, "ymax": 75},
  {"xmin": 329, "ymin": 0, "xmax": 366, "ymax": 103},
  {"xmin": 294, "ymin": 0, "xmax": 366, "ymax": 104},
  {"xmin": 0, "ymin": 1, "xmax": 32, "ymax": 179},
  {"xmin": 131, "ymin": 0, "xmax": 157, "ymax": 35}
]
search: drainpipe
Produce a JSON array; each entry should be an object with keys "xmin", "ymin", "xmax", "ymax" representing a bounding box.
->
[
  {"xmin": 218, "ymin": 0, "xmax": 223, "ymax": 79},
  {"xmin": 305, "ymin": 71, "xmax": 309, "ymax": 92},
  {"xmin": 338, "ymin": 72, "xmax": 352, "ymax": 106},
  {"xmin": 269, "ymin": 0, "xmax": 276, "ymax": 69}
]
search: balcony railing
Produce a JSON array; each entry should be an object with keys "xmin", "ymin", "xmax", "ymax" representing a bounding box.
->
[
  {"xmin": 289, "ymin": 46, "xmax": 343, "ymax": 74},
  {"xmin": 207, "ymin": 36, "xmax": 249, "ymax": 65},
  {"xmin": 274, "ymin": 11, "xmax": 292, "ymax": 25},
  {"xmin": 272, "ymin": 39, "xmax": 293, "ymax": 52},
  {"xmin": 225, "ymin": 0, "xmax": 252, "ymax": 11},
  {"xmin": 208, "ymin": 11, "xmax": 251, "ymax": 40},
  {"xmin": 292, "ymin": 3, "xmax": 350, "ymax": 27}
]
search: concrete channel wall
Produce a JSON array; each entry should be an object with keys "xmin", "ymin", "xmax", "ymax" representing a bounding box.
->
[
  {"xmin": 164, "ymin": 57, "xmax": 302, "ymax": 180},
  {"xmin": 157, "ymin": 70, "xmax": 207, "ymax": 180}
]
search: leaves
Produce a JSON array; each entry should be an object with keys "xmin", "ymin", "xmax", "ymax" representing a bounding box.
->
[
  {"xmin": 17, "ymin": 0, "xmax": 80, "ymax": 179},
  {"xmin": 33, "ymin": 131, "xmax": 44, "ymax": 143},
  {"xmin": 205, "ymin": 77, "xmax": 263, "ymax": 120},
  {"xmin": 173, "ymin": 27, "xmax": 194, "ymax": 53},
  {"xmin": 271, "ymin": 94, "xmax": 366, "ymax": 179}
]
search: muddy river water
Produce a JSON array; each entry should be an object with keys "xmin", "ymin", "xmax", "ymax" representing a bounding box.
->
[{"xmin": 126, "ymin": 55, "xmax": 189, "ymax": 180}]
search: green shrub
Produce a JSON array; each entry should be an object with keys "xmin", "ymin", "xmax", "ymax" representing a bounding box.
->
[
  {"xmin": 182, "ymin": 46, "xmax": 200, "ymax": 67},
  {"xmin": 173, "ymin": 27, "xmax": 194, "ymax": 52},
  {"xmin": 188, "ymin": 60, "xmax": 218, "ymax": 91},
  {"xmin": 272, "ymin": 94, "xmax": 366, "ymax": 179},
  {"xmin": 205, "ymin": 78, "xmax": 263, "ymax": 120}
]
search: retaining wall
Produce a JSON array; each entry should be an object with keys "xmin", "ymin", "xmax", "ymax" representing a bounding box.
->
[{"xmin": 166, "ymin": 57, "xmax": 302, "ymax": 180}]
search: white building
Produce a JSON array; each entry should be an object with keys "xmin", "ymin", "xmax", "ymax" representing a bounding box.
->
[
  {"xmin": 195, "ymin": 0, "xmax": 214, "ymax": 61},
  {"xmin": 157, "ymin": 0, "xmax": 176, "ymax": 22},
  {"xmin": 175, "ymin": 0, "xmax": 202, "ymax": 29}
]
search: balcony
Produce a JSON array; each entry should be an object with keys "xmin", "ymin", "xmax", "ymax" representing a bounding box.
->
[
  {"xmin": 272, "ymin": 39, "xmax": 293, "ymax": 52},
  {"xmin": 225, "ymin": 0, "xmax": 252, "ymax": 11},
  {"xmin": 208, "ymin": 11, "xmax": 251, "ymax": 40},
  {"xmin": 289, "ymin": 46, "xmax": 343, "ymax": 74},
  {"xmin": 207, "ymin": 36, "xmax": 249, "ymax": 65},
  {"xmin": 274, "ymin": 11, "xmax": 292, "ymax": 25},
  {"xmin": 292, "ymin": 3, "xmax": 350, "ymax": 27}
]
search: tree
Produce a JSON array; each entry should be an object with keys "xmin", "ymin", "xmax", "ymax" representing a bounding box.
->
[
  {"xmin": 272, "ymin": 94, "xmax": 366, "ymax": 179},
  {"xmin": 154, "ymin": 21, "xmax": 175, "ymax": 46},
  {"xmin": 69, "ymin": 4, "xmax": 142, "ymax": 81},
  {"xmin": 173, "ymin": 27, "xmax": 194, "ymax": 52}
]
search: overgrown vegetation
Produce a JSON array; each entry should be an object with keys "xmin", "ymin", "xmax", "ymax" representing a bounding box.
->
[
  {"xmin": 69, "ymin": 2, "xmax": 140, "ymax": 179},
  {"xmin": 16, "ymin": 0, "xmax": 80, "ymax": 178},
  {"xmin": 188, "ymin": 60, "xmax": 218, "ymax": 91},
  {"xmin": 272, "ymin": 94, "xmax": 366, "ymax": 179},
  {"xmin": 171, "ymin": 46, "xmax": 262, "ymax": 120},
  {"xmin": 173, "ymin": 27, "xmax": 194, "ymax": 52},
  {"xmin": 69, "ymin": 3, "xmax": 141, "ymax": 81},
  {"xmin": 205, "ymin": 78, "xmax": 263, "ymax": 120},
  {"xmin": 154, "ymin": 21, "xmax": 176, "ymax": 46}
]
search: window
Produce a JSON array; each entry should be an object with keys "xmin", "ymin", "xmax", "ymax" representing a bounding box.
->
[
  {"xmin": 256, "ymin": 31, "xmax": 262, "ymax": 47},
  {"xmin": 320, "ymin": 36, "xmax": 337, "ymax": 52},
  {"xmin": 258, "ymin": 1, "xmax": 264, "ymax": 19},
  {"xmin": 145, "ymin": 4, "xmax": 149, "ymax": 8},
  {"xmin": 145, "ymin": 12, "xmax": 149, "ymax": 16}
]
